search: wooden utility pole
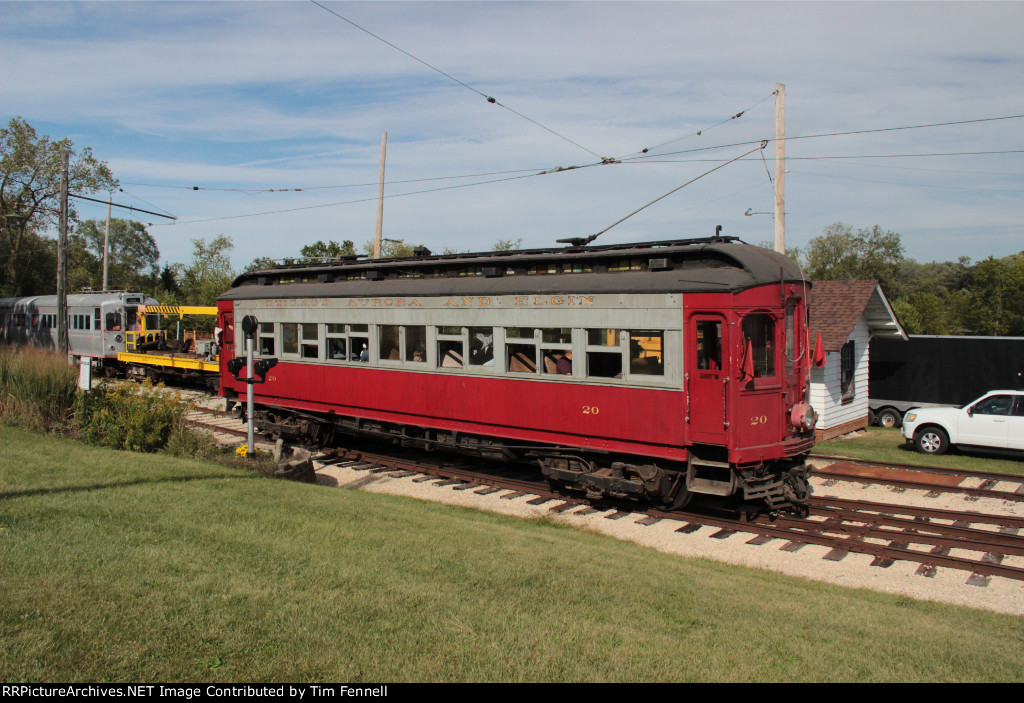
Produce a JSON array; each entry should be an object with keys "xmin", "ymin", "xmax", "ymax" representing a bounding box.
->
[
  {"xmin": 102, "ymin": 193, "xmax": 112, "ymax": 291},
  {"xmin": 374, "ymin": 131, "xmax": 387, "ymax": 259},
  {"xmin": 774, "ymin": 83, "xmax": 786, "ymax": 254},
  {"xmin": 57, "ymin": 151, "xmax": 69, "ymax": 355}
]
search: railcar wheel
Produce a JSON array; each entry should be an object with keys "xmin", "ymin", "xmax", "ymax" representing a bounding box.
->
[
  {"xmin": 914, "ymin": 426, "xmax": 949, "ymax": 455},
  {"xmin": 658, "ymin": 476, "xmax": 692, "ymax": 511}
]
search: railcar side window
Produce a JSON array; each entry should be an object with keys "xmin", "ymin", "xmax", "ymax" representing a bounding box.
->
[
  {"xmin": 539, "ymin": 328, "xmax": 572, "ymax": 375},
  {"xmin": 785, "ymin": 303, "xmax": 797, "ymax": 365},
  {"xmin": 437, "ymin": 326, "xmax": 465, "ymax": 368},
  {"xmin": 629, "ymin": 331, "xmax": 663, "ymax": 376},
  {"xmin": 741, "ymin": 314, "xmax": 776, "ymax": 378},
  {"xmin": 259, "ymin": 323, "xmax": 275, "ymax": 355},
  {"xmin": 467, "ymin": 327, "xmax": 494, "ymax": 366},
  {"xmin": 586, "ymin": 328, "xmax": 622, "ymax": 378},
  {"xmin": 326, "ymin": 323, "xmax": 367, "ymax": 361},
  {"xmin": 351, "ymin": 325, "xmax": 369, "ymax": 361},
  {"xmin": 696, "ymin": 321, "xmax": 722, "ymax": 371},
  {"xmin": 301, "ymin": 323, "xmax": 319, "ymax": 359},
  {"xmin": 281, "ymin": 323, "xmax": 299, "ymax": 355},
  {"xmin": 406, "ymin": 326, "xmax": 426, "ymax": 363},
  {"xmin": 505, "ymin": 328, "xmax": 537, "ymax": 373},
  {"xmin": 379, "ymin": 325, "xmax": 401, "ymax": 361}
]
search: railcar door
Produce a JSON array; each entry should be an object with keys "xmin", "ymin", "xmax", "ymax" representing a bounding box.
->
[{"xmin": 687, "ymin": 314, "xmax": 729, "ymax": 444}]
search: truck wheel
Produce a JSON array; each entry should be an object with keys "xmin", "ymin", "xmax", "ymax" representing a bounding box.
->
[
  {"xmin": 914, "ymin": 426, "xmax": 949, "ymax": 455},
  {"xmin": 877, "ymin": 408, "xmax": 902, "ymax": 429}
]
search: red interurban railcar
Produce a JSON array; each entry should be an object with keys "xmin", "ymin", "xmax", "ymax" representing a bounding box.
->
[{"xmin": 217, "ymin": 235, "xmax": 817, "ymax": 512}]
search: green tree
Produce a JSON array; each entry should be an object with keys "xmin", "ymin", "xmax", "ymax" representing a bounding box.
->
[
  {"xmin": 492, "ymin": 238, "xmax": 523, "ymax": 252},
  {"xmin": 362, "ymin": 239, "xmax": 419, "ymax": 259},
  {"xmin": 301, "ymin": 239, "xmax": 356, "ymax": 262},
  {"xmin": 804, "ymin": 222, "xmax": 905, "ymax": 295},
  {"xmin": 173, "ymin": 235, "xmax": 236, "ymax": 307},
  {"xmin": 952, "ymin": 254, "xmax": 1024, "ymax": 335},
  {"xmin": 70, "ymin": 218, "xmax": 160, "ymax": 291},
  {"xmin": 0, "ymin": 116, "xmax": 117, "ymax": 296}
]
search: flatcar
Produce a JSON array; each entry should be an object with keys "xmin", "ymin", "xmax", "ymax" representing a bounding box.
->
[
  {"xmin": 0, "ymin": 291, "xmax": 160, "ymax": 373},
  {"xmin": 217, "ymin": 235, "xmax": 817, "ymax": 513}
]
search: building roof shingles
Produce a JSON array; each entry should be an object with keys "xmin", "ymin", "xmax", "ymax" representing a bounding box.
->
[{"xmin": 809, "ymin": 280, "xmax": 882, "ymax": 352}]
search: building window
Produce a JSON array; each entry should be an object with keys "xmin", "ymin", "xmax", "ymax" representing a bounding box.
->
[{"xmin": 840, "ymin": 340, "xmax": 855, "ymax": 403}]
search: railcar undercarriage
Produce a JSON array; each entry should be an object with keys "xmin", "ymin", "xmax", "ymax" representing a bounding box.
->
[{"xmin": 233, "ymin": 399, "xmax": 812, "ymax": 515}]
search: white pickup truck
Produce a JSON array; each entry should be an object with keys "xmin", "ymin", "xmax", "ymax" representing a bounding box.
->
[{"xmin": 901, "ymin": 390, "xmax": 1024, "ymax": 456}]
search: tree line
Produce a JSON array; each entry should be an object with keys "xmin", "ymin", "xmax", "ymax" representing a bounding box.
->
[
  {"xmin": 799, "ymin": 222, "xmax": 1024, "ymax": 336},
  {"xmin": 4, "ymin": 117, "xmax": 1021, "ymax": 335}
]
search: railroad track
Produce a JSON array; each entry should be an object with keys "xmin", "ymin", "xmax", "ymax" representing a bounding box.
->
[
  {"xmin": 810, "ymin": 454, "xmax": 1024, "ymax": 502},
  {"xmin": 316, "ymin": 446, "xmax": 1024, "ymax": 586},
  {"xmin": 182, "ymin": 401, "xmax": 1024, "ymax": 586}
]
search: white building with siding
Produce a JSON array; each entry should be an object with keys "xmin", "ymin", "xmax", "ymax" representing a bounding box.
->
[{"xmin": 809, "ymin": 280, "xmax": 906, "ymax": 440}]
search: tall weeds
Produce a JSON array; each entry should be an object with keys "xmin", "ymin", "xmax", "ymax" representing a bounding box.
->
[
  {"xmin": 0, "ymin": 347, "xmax": 79, "ymax": 432},
  {"xmin": 80, "ymin": 379, "xmax": 195, "ymax": 452}
]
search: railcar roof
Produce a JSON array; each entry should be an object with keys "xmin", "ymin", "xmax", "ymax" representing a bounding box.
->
[
  {"xmin": 0, "ymin": 292, "xmax": 156, "ymax": 308},
  {"xmin": 221, "ymin": 236, "xmax": 807, "ymax": 301}
]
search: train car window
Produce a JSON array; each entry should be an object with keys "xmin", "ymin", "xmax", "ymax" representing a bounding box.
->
[
  {"xmin": 282, "ymin": 323, "xmax": 299, "ymax": 355},
  {"xmin": 406, "ymin": 325, "xmax": 426, "ymax": 363},
  {"xmin": 301, "ymin": 323, "xmax": 319, "ymax": 359},
  {"xmin": 436, "ymin": 326, "xmax": 464, "ymax": 368},
  {"xmin": 94, "ymin": 308, "xmax": 101, "ymax": 330},
  {"xmin": 741, "ymin": 315, "xmax": 776, "ymax": 378},
  {"xmin": 696, "ymin": 321, "xmax": 722, "ymax": 371},
  {"xmin": 379, "ymin": 325, "xmax": 401, "ymax": 361},
  {"xmin": 467, "ymin": 327, "xmax": 494, "ymax": 367},
  {"xmin": 105, "ymin": 312, "xmax": 122, "ymax": 331},
  {"xmin": 629, "ymin": 331, "xmax": 664, "ymax": 376},
  {"xmin": 588, "ymin": 328, "xmax": 620, "ymax": 346},
  {"xmin": 785, "ymin": 303, "xmax": 796, "ymax": 364},
  {"xmin": 259, "ymin": 323, "xmax": 275, "ymax": 356},
  {"xmin": 539, "ymin": 328, "xmax": 572, "ymax": 375},
  {"xmin": 507, "ymin": 343, "xmax": 536, "ymax": 373},
  {"xmin": 325, "ymin": 324, "xmax": 369, "ymax": 362},
  {"xmin": 586, "ymin": 328, "xmax": 622, "ymax": 378}
]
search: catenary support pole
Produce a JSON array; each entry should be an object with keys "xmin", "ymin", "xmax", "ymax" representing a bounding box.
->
[{"xmin": 774, "ymin": 83, "xmax": 786, "ymax": 254}]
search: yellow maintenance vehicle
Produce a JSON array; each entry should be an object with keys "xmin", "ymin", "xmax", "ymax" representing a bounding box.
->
[{"xmin": 117, "ymin": 305, "xmax": 221, "ymax": 388}]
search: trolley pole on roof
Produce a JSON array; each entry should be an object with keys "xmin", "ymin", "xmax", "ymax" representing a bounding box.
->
[
  {"xmin": 374, "ymin": 131, "xmax": 387, "ymax": 259},
  {"xmin": 774, "ymin": 83, "xmax": 786, "ymax": 254}
]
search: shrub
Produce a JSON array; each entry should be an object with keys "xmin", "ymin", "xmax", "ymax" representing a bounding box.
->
[
  {"xmin": 80, "ymin": 380, "xmax": 195, "ymax": 453},
  {"xmin": 0, "ymin": 347, "xmax": 79, "ymax": 432}
]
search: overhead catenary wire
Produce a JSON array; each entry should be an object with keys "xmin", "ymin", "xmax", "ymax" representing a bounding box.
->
[
  {"xmin": 557, "ymin": 141, "xmax": 769, "ymax": 246},
  {"xmin": 309, "ymin": 0, "xmax": 606, "ymax": 159},
  {"xmin": 119, "ymin": 111, "xmax": 1024, "ymax": 197}
]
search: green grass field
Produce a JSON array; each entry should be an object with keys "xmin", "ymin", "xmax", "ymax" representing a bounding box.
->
[
  {"xmin": 815, "ymin": 426, "xmax": 1024, "ymax": 477},
  {"xmin": 2, "ymin": 425, "xmax": 1023, "ymax": 682}
]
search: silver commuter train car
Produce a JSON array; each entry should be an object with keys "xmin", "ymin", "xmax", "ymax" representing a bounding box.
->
[{"xmin": 0, "ymin": 291, "xmax": 160, "ymax": 372}]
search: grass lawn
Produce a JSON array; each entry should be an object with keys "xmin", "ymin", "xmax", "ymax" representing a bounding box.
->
[
  {"xmin": 816, "ymin": 427, "xmax": 1024, "ymax": 477},
  {"xmin": 2, "ymin": 425, "xmax": 1023, "ymax": 682}
]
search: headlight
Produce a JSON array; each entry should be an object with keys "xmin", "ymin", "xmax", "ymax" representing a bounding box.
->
[{"xmin": 791, "ymin": 403, "xmax": 817, "ymax": 430}]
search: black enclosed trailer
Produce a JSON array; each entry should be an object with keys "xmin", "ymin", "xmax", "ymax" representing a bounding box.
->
[{"xmin": 869, "ymin": 335, "xmax": 1024, "ymax": 427}]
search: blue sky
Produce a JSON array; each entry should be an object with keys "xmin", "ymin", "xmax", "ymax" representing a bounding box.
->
[{"xmin": 3, "ymin": 1, "xmax": 1023, "ymax": 272}]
